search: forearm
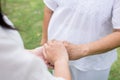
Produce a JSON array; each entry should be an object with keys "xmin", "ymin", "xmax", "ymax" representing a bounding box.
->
[
  {"xmin": 86, "ymin": 31, "xmax": 120, "ymax": 56},
  {"xmin": 78, "ymin": 31, "xmax": 120, "ymax": 57},
  {"xmin": 41, "ymin": 6, "xmax": 53, "ymax": 45},
  {"xmin": 54, "ymin": 60, "xmax": 71, "ymax": 80},
  {"xmin": 67, "ymin": 30, "xmax": 120, "ymax": 60}
]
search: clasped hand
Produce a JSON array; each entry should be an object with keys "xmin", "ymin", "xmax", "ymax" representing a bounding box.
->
[{"xmin": 29, "ymin": 40, "xmax": 89, "ymax": 69}]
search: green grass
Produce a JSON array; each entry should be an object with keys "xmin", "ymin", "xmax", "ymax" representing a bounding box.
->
[
  {"xmin": 3, "ymin": 0, "xmax": 44, "ymax": 49},
  {"xmin": 3, "ymin": 0, "xmax": 120, "ymax": 80},
  {"xmin": 109, "ymin": 48, "xmax": 120, "ymax": 80}
]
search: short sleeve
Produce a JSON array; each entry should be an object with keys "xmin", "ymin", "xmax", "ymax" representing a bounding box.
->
[
  {"xmin": 44, "ymin": 0, "xmax": 58, "ymax": 11},
  {"xmin": 112, "ymin": 0, "xmax": 120, "ymax": 29}
]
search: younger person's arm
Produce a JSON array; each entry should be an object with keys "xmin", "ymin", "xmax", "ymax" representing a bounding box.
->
[{"xmin": 44, "ymin": 41, "xmax": 71, "ymax": 80}]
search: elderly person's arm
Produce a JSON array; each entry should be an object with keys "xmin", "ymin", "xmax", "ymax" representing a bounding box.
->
[{"xmin": 64, "ymin": 29, "xmax": 120, "ymax": 60}]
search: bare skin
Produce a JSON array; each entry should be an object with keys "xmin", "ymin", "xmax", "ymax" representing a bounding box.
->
[
  {"xmin": 40, "ymin": 6, "xmax": 53, "ymax": 45},
  {"xmin": 63, "ymin": 29, "xmax": 120, "ymax": 60},
  {"xmin": 43, "ymin": 41, "xmax": 71, "ymax": 80},
  {"xmin": 41, "ymin": 5, "xmax": 120, "ymax": 61}
]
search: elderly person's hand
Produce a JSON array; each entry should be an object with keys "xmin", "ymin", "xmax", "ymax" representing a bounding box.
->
[
  {"xmin": 43, "ymin": 40, "xmax": 69, "ymax": 65},
  {"xmin": 63, "ymin": 41, "xmax": 89, "ymax": 60}
]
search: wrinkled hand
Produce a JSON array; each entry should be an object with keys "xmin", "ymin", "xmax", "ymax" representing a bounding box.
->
[
  {"xmin": 43, "ymin": 40, "xmax": 68, "ymax": 65},
  {"xmin": 63, "ymin": 41, "xmax": 89, "ymax": 60}
]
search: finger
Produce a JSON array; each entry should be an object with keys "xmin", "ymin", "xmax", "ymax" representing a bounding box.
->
[
  {"xmin": 63, "ymin": 41, "xmax": 68, "ymax": 45},
  {"xmin": 42, "ymin": 46, "xmax": 47, "ymax": 59},
  {"xmin": 44, "ymin": 43, "xmax": 49, "ymax": 49},
  {"xmin": 63, "ymin": 41, "xmax": 70, "ymax": 46},
  {"xmin": 47, "ymin": 40, "xmax": 54, "ymax": 46},
  {"xmin": 51, "ymin": 39, "xmax": 61, "ymax": 45},
  {"xmin": 51, "ymin": 39, "xmax": 56, "ymax": 43}
]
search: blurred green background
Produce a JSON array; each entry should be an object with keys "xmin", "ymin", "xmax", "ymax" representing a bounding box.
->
[
  {"xmin": 2, "ymin": 0, "xmax": 120, "ymax": 80},
  {"xmin": 2, "ymin": 0, "xmax": 44, "ymax": 49}
]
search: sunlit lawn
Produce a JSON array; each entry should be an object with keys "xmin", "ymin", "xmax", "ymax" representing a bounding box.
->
[
  {"xmin": 3, "ymin": 0, "xmax": 120, "ymax": 80},
  {"xmin": 3, "ymin": 0, "xmax": 44, "ymax": 49}
]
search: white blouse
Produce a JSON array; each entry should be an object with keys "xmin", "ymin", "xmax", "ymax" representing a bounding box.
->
[
  {"xmin": 44, "ymin": 0, "xmax": 120, "ymax": 70},
  {"xmin": 0, "ymin": 16, "xmax": 64, "ymax": 80}
]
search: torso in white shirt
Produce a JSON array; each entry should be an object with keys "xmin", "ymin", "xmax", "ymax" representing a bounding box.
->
[{"xmin": 44, "ymin": 0, "xmax": 119, "ymax": 70}]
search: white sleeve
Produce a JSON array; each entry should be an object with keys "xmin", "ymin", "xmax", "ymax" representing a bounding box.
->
[
  {"xmin": 0, "ymin": 27, "xmax": 65, "ymax": 80},
  {"xmin": 43, "ymin": 0, "xmax": 58, "ymax": 11},
  {"xmin": 4, "ymin": 15, "xmax": 14, "ymax": 27},
  {"xmin": 112, "ymin": 0, "xmax": 120, "ymax": 29}
]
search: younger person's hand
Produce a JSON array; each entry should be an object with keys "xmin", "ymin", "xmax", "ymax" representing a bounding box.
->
[{"xmin": 27, "ymin": 47, "xmax": 46, "ymax": 60}]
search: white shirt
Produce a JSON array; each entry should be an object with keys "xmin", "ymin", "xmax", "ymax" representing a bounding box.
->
[
  {"xmin": 44, "ymin": 0, "xmax": 120, "ymax": 71},
  {"xmin": 0, "ymin": 16, "xmax": 64, "ymax": 80}
]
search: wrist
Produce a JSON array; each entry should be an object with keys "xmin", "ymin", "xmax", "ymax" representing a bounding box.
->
[
  {"xmin": 77, "ymin": 44, "xmax": 90, "ymax": 58},
  {"xmin": 54, "ymin": 59, "xmax": 68, "ymax": 66}
]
